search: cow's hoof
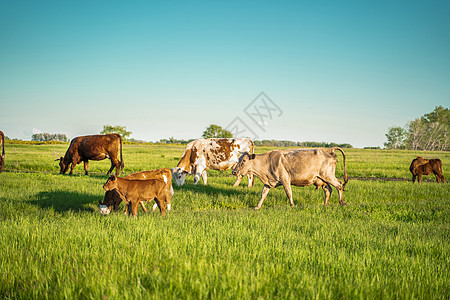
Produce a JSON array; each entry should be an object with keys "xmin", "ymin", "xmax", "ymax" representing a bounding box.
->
[
  {"xmin": 340, "ymin": 202, "xmax": 348, "ymax": 207},
  {"xmin": 254, "ymin": 206, "xmax": 261, "ymax": 210}
]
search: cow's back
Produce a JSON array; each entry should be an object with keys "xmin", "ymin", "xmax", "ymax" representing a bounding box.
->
[
  {"xmin": 202, "ymin": 138, "xmax": 253, "ymax": 170},
  {"xmin": 410, "ymin": 157, "xmax": 433, "ymax": 175},
  {"xmin": 117, "ymin": 177, "xmax": 166, "ymax": 198},
  {"xmin": 78, "ymin": 134, "xmax": 120, "ymax": 157},
  {"xmin": 125, "ymin": 168, "xmax": 172, "ymax": 184},
  {"xmin": 266, "ymin": 148, "xmax": 337, "ymax": 186}
]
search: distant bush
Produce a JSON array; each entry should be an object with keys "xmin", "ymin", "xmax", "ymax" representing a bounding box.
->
[
  {"xmin": 32, "ymin": 133, "xmax": 68, "ymax": 142},
  {"xmin": 254, "ymin": 140, "xmax": 353, "ymax": 148},
  {"xmin": 6, "ymin": 140, "xmax": 67, "ymax": 145}
]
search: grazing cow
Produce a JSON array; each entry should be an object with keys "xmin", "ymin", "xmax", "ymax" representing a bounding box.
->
[
  {"xmin": 232, "ymin": 148, "xmax": 348, "ymax": 209},
  {"xmin": 57, "ymin": 134, "xmax": 124, "ymax": 176},
  {"xmin": 99, "ymin": 168, "xmax": 174, "ymax": 214},
  {"xmin": 0, "ymin": 131, "xmax": 4, "ymax": 172},
  {"xmin": 410, "ymin": 156, "xmax": 445, "ymax": 183},
  {"xmin": 172, "ymin": 138, "xmax": 254, "ymax": 187},
  {"xmin": 103, "ymin": 175, "xmax": 170, "ymax": 217}
]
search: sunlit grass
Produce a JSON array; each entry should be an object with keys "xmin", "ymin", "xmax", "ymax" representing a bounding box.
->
[{"xmin": 0, "ymin": 144, "xmax": 449, "ymax": 298}]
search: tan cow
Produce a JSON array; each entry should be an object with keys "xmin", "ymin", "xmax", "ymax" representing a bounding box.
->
[
  {"xmin": 103, "ymin": 175, "xmax": 170, "ymax": 217},
  {"xmin": 172, "ymin": 138, "xmax": 254, "ymax": 187},
  {"xmin": 232, "ymin": 148, "xmax": 348, "ymax": 209},
  {"xmin": 57, "ymin": 134, "xmax": 124, "ymax": 176},
  {"xmin": 0, "ymin": 131, "xmax": 5, "ymax": 172},
  {"xmin": 410, "ymin": 156, "xmax": 445, "ymax": 183},
  {"xmin": 99, "ymin": 168, "xmax": 173, "ymax": 214}
]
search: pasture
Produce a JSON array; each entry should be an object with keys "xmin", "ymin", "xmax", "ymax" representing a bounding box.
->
[{"xmin": 0, "ymin": 143, "xmax": 449, "ymax": 299}]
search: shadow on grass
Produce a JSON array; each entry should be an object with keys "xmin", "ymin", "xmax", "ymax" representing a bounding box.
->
[
  {"xmin": 174, "ymin": 182, "xmax": 256, "ymax": 198},
  {"xmin": 32, "ymin": 191, "xmax": 99, "ymax": 213}
]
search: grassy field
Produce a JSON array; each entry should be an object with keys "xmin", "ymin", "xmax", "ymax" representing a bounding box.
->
[{"xmin": 0, "ymin": 143, "xmax": 449, "ymax": 299}]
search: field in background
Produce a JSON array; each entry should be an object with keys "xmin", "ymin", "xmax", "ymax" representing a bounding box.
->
[{"xmin": 0, "ymin": 143, "xmax": 449, "ymax": 299}]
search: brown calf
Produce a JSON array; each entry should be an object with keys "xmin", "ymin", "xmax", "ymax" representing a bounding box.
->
[
  {"xmin": 410, "ymin": 156, "xmax": 445, "ymax": 183},
  {"xmin": 99, "ymin": 168, "xmax": 173, "ymax": 214},
  {"xmin": 103, "ymin": 175, "xmax": 171, "ymax": 217}
]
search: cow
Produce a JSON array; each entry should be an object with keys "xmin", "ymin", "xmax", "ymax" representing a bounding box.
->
[
  {"xmin": 103, "ymin": 175, "xmax": 170, "ymax": 217},
  {"xmin": 232, "ymin": 147, "xmax": 348, "ymax": 209},
  {"xmin": 99, "ymin": 168, "xmax": 174, "ymax": 215},
  {"xmin": 410, "ymin": 156, "xmax": 445, "ymax": 183},
  {"xmin": 57, "ymin": 134, "xmax": 124, "ymax": 176},
  {"xmin": 172, "ymin": 138, "xmax": 254, "ymax": 187},
  {"xmin": 0, "ymin": 131, "xmax": 4, "ymax": 173}
]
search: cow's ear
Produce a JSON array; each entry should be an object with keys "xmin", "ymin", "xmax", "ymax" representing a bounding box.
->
[{"xmin": 250, "ymin": 154, "xmax": 256, "ymax": 160}]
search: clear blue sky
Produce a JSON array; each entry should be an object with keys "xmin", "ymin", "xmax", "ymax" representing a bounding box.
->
[{"xmin": 1, "ymin": 1, "xmax": 449, "ymax": 148}]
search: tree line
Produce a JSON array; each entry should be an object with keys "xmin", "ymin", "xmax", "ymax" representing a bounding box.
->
[
  {"xmin": 385, "ymin": 106, "xmax": 449, "ymax": 151},
  {"xmin": 24, "ymin": 124, "xmax": 353, "ymax": 148},
  {"xmin": 31, "ymin": 133, "xmax": 68, "ymax": 142}
]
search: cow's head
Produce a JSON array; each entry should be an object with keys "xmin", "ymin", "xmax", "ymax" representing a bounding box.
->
[
  {"xmin": 100, "ymin": 190, "xmax": 122, "ymax": 211},
  {"xmin": 232, "ymin": 152, "xmax": 256, "ymax": 177},
  {"xmin": 56, "ymin": 157, "xmax": 69, "ymax": 174},
  {"xmin": 172, "ymin": 167, "xmax": 188, "ymax": 186},
  {"xmin": 103, "ymin": 175, "xmax": 118, "ymax": 191}
]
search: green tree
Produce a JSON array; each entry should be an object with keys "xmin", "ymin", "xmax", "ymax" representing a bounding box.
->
[
  {"xmin": 384, "ymin": 126, "xmax": 407, "ymax": 149},
  {"xmin": 202, "ymin": 124, "xmax": 233, "ymax": 139},
  {"xmin": 406, "ymin": 106, "xmax": 449, "ymax": 151},
  {"xmin": 31, "ymin": 133, "xmax": 68, "ymax": 142},
  {"xmin": 100, "ymin": 125, "xmax": 132, "ymax": 141}
]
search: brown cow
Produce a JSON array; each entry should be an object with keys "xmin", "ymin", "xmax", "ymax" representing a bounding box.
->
[
  {"xmin": 99, "ymin": 168, "xmax": 173, "ymax": 214},
  {"xmin": 57, "ymin": 134, "xmax": 124, "ymax": 175},
  {"xmin": 103, "ymin": 175, "xmax": 170, "ymax": 217},
  {"xmin": 410, "ymin": 156, "xmax": 445, "ymax": 183},
  {"xmin": 232, "ymin": 148, "xmax": 348, "ymax": 209},
  {"xmin": 0, "ymin": 130, "xmax": 5, "ymax": 172}
]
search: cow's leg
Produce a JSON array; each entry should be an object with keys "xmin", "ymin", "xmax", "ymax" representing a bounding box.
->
[
  {"xmin": 418, "ymin": 174, "xmax": 422, "ymax": 184},
  {"xmin": 113, "ymin": 158, "xmax": 121, "ymax": 176},
  {"xmin": 201, "ymin": 170, "xmax": 208, "ymax": 185},
  {"xmin": 323, "ymin": 176, "xmax": 346, "ymax": 206},
  {"xmin": 155, "ymin": 196, "xmax": 167, "ymax": 216},
  {"xmin": 165, "ymin": 190, "xmax": 172, "ymax": 211},
  {"xmin": 233, "ymin": 175, "xmax": 243, "ymax": 187},
  {"xmin": 322, "ymin": 184, "xmax": 332, "ymax": 206},
  {"xmin": 433, "ymin": 171, "xmax": 445, "ymax": 183},
  {"xmin": 131, "ymin": 201, "xmax": 139, "ymax": 217},
  {"xmin": 83, "ymin": 161, "xmax": 89, "ymax": 175},
  {"xmin": 255, "ymin": 185, "xmax": 271, "ymax": 210},
  {"xmin": 69, "ymin": 161, "xmax": 76, "ymax": 175},
  {"xmin": 139, "ymin": 201, "xmax": 148, "ymax": 213},
  {"xmin": 282, "ymin": 183, "xmax": 295, "ymax": 207},
  {"xmin": 247, "ymin": 174, "xmax": 254, "ymax": 188},
  {"xmin": 412, "ymin": 174, "xmax": 416, "ymax": 183},
  {"xmin": 107, "ymin": 159, "xmax": 117, "ymax": 176}
]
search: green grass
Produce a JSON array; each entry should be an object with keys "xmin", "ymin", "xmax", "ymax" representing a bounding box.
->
[{"xmin": 0, "ymin": 143, "xmax": 449, "ymax": 299}]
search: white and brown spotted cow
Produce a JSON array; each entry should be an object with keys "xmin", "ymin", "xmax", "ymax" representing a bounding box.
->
[{"xmin": 172, "ymin": 138, "xmax": 254, "ymax": 187}]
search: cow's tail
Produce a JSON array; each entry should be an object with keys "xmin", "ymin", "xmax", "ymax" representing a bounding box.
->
[
  {"xmin": 119, "ymin": 134, "xmax": 124, "ymax": 171},
  {"xmin": 249, "ymin": 139, "xmax": 255, "ymax": 154},
  {"xmin": 332, "ymin": 147, "xmax": 348, "ymax": 189}
]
